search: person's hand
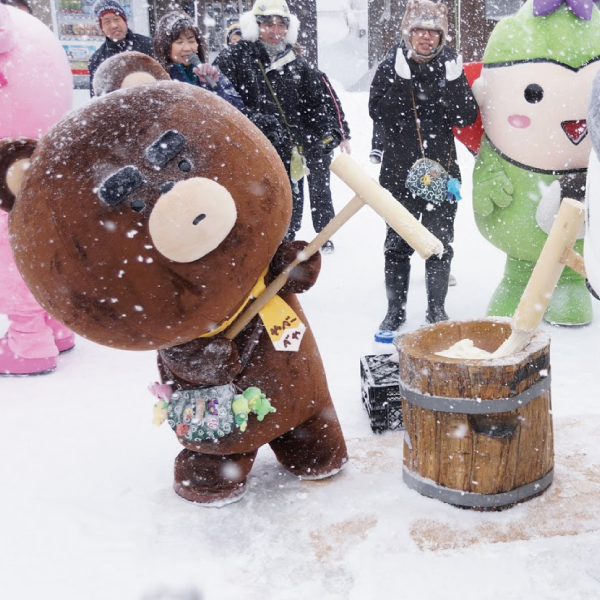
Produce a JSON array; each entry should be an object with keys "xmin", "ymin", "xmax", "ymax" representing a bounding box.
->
[
  {"xmin": 193, "ymin": 63, "xmax": 220, "ymax": 83},
  {"xmin": 339, "ymin": 139, "xmax": 352, "ymax": 154},
  {"xmin": 444, "ymin": 55, "xmax": 463, "ymax": 82},
  {"xmin": 394, "ymin": 50, "xmax": 411, "ymax": 80}
]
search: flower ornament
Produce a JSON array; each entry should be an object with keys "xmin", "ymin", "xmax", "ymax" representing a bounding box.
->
[{"xmin": 533, "ymin": 0, "xmax": 593, "ymax": 21}]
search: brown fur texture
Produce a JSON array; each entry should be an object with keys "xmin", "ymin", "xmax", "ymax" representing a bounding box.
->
[
  {"xmin": 92, "ymin": 51, "xmax": 170, "ymax": 96},
  {"xmin": 401, "ymin": 0, "xmax": 448, "ymax": 63},
  {"xmin": 0, "ymin": 74, "xmax": 347, "ymax": 505}
]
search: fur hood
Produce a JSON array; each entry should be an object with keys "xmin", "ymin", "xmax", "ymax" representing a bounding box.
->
[{"xmin": 240, "ymin": 10, "xmax": 299, "ymax": 45}]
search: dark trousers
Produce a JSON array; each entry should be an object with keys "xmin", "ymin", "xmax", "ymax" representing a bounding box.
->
[
  {"xmin": 384, "ymin": 191, "xmax": 457, "ymax": 268},
  {"xmin": 288, "ymin": 152, "xmax": 335, "ymax": 235}
]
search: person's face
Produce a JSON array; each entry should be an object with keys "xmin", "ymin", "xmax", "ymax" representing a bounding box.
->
[
  {"xmin": 100, "ymin": 12, "xmax": 127, "ymax": 42},
  {"xmin": 169, "ymin": 29, "xmax": 199, "ymax": 65},
  {"xmin": 258, "ymin": 16, "xmax": 288, "ymax": 45},
  {"xmin": 410, "ymin": 28, "xmax": 441, "ymax": 56},
  {"xmin": 228, "ymin": 32, "xmax": 242, "ymax": 45}
]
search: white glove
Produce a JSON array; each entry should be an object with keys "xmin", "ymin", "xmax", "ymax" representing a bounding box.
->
[
  {"xmin": 444, "ymin": 55, "xmax": 463, "ymax": 82},
  {"xmin": 394, "ymin": 50, "xmax": 411, "ymax": 80},
  {"xmin": 536, "ymin": 180, "xmax": 586, "ymax": 238}
]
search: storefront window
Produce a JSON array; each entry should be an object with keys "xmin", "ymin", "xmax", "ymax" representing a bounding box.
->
[{"xmin": 486, "ymin": 0, "xmax": 525, "ymax": 21}]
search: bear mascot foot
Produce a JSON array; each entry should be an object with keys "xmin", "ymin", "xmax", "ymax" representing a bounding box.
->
[
  {"xmin": 269, "ymin": 409, "xmax": 348, "ymax": 480},
  {"xmin": 173, "ymin": 449, "xmax": 258, "ymax": 507}
]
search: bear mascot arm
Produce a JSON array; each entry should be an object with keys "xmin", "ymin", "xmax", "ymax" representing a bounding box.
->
[{"xmin": 157, "ymin": 241, "xmax": 321, "ymax": 387}]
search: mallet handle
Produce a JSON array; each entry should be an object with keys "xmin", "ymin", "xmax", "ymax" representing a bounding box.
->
[
  {"xmin": 512, "ymin": 197, "xmax": 585, "ymax": 333},
  {"xmin": 330, "ymin": 154, "xmax": 444, "ymax": 259},
  {"xmin": 223, "ymin": 195, "xmax": 365, "ymax": 340}
]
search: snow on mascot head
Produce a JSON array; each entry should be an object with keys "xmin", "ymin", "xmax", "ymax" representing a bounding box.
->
[
  {"xmin": 585, "ymin": 71, "xmax": 600, "ymax": 299},
  {"xmin": 0, "ymin": 4, "xmax": 73, "ymax": 376},
  {"xmin": 471, "ymin": 0, "xmax": 600, "ymax": 326},
  {"xmin": 0, "ymin": 55, "xmax": 348, "ymax": 505}
]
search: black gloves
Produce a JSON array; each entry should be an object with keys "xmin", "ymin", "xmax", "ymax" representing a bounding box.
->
[{"xmin": 304, "ymin": 130, "xmax": 342, "ymax": 160}]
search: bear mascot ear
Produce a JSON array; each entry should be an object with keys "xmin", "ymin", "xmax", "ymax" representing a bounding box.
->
[
  {"xmin": 0, "ymin": 138, "xmax": 37, "ymax": 213},
  {"xmin": 92, "ymin": 51, "xmax": 171, "ymax": 97}
]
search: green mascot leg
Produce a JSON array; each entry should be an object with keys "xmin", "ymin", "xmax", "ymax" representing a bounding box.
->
[
  {"xmin": 544, "ymin": 267, "xmax": 592, "ymax": 326},
  {"xmin": 488, "ymin": 253, "xmax": 592, "ymax": 325},
  {"xmin": 487, "ymin": 256, "xmax": 533, "ymax": 317}
]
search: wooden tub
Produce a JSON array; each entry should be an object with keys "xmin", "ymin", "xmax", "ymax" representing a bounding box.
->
[{"xmin": 395, "ymin": 319, "xmax": 553, "ymax": 510}]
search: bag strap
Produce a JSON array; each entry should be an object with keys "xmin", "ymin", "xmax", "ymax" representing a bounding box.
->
[
  {"xmin": 411, "ymin": 90, "xmax": 425, "ymax": 158},
  {"xmin": 257, "ymin": 59, "xmax": 299, "ymax": 150},
  {"xmin": 411, "ymin": 90, "xmax": 452, "ymax": 171}
]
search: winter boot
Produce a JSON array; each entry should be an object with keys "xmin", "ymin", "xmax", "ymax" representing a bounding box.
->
[
  {"xmin": 425, "ymin": 258, "xmax": 451, "ymax": 324},
  {"xmin": 378, "ymin": 258, "xmax": 410, "ymax": 332},
  {"xmin": 44, "ymin": 314, "xmax": 76, "ymax": 353}
]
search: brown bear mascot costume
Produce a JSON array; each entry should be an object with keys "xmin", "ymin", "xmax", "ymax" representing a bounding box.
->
[{"xmin": 0, "ymin": 55, "xmax": 348, "ymax": 506}]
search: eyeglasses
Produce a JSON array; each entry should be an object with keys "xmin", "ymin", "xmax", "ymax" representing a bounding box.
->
[{"xmin": 412, "ymin": 28, "xmax": 440, "ymax": 38}]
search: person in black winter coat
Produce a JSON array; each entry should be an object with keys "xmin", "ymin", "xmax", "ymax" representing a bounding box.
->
[
  {"xmin": 214, "ymin": 0, "xmax": 341, "ymax": 242},
  {"xmin": 152, "ymin": 10, "xmax": 243, "ymax": 110},
  {"xmin": 88, "ymin": 0, "xmax": 152, "ymax": 98},
  {"xmin": 369, "ymin": 0, "xmax": 478, "ymax": 330},
  {"xmin": 300, "ymin": 71, "xmax": 351, "ymax": 253}
]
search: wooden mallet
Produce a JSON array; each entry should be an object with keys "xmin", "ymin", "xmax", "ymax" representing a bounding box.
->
[
  {"xmin": 224, "ymin": 154, "xmax": 444, "ymax": 340},
  {"xmin": 492, "ymin": 197, "xmax": 586, "ymax": 358}
]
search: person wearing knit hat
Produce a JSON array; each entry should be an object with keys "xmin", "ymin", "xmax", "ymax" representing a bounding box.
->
[
  {"xmin": 472, "ymin": 0, "xmax": 600, "ymax": 325},
  {"xmin": 225, "ymin": 22, "xmax": 242, "ymax": 46},
  {"xmin": 214, "ymin": 0, "xmax": 343, "ymax": 244},
  {"xmin": 369, "ymin": 0, "xmax": 478, "ymax": 332},
  {"xmin": 87, "ymin": 0, "xmax": 152, "ymax": 98}
]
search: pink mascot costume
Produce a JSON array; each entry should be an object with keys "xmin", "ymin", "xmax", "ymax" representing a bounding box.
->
[{"xmin": 0, "ymin": 4, "xmax": 74, "ymax": 375}]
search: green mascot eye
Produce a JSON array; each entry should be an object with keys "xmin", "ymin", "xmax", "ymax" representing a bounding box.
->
[{"xmin": 524, "ymin": 83, "xmax": 544, "ymax": 104}]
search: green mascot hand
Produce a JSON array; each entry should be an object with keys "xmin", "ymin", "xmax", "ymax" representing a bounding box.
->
[{"xmin": 473, "ymin": 147, "xmax": 514, "ymax": 216}]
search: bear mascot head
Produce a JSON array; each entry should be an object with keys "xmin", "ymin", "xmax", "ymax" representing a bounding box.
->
[{"xmin": 0, "ymin": 58, "xmax": 348, "ymax": 505}]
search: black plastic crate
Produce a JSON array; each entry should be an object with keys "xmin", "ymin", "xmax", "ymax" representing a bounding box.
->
[{"xmin": 360, "ymin": 354, "xmax": 404, "ymax": 433}]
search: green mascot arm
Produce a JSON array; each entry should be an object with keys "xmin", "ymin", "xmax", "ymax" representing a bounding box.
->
[{"xmin": 473, "ymin": 138, "xmax": 514, "ymax": 216}]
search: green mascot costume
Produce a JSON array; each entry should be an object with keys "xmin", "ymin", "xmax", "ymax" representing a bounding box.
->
[{"xmin": 472, "ymin": 0, "xmax": 600, "ymax": 325}]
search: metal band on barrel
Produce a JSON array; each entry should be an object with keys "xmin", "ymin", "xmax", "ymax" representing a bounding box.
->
[
  {"xmin": 398, "ymin": 374, "xmax": 551, "ymax": 414},
  {"xmin": 402, "ymin": 467, "xmax": 554, "ymax": 508}
]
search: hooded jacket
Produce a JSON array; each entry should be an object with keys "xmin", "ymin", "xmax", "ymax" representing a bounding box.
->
[
  {"xmin": 213, "ymin": 39, "xmax": 337, "ymax": 163},
  {"xmin": 369, "ymin": 42, "xmax": 478, "ymax": 200}
]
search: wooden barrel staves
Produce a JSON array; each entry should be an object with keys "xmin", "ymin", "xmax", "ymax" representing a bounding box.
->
[{"xmin": 396, "ymin": 318, "xmax": 554, "ymax": 510}]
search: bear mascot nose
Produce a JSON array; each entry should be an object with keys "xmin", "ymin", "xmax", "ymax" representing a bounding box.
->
[{"xmin": 149, "ymin": 177, "xmax": 238, "ymax": 263}]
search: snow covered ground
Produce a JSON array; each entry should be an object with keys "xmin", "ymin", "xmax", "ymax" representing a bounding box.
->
[{"xmin": 2, "ymin": 11, "xmax": 600, "ymax": 600}]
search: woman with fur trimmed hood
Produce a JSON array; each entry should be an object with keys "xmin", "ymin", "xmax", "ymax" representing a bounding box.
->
[
  {"xmin": 213, "ymin": 0, "xmax": 341, "ymax": 242},
  {"xmin": 153, "ymin": 10, "xmax": 243, "ymax": 109},
  {"xmin": 369, "ymin": 0, "xmax": 478, "ymax": 331}
]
